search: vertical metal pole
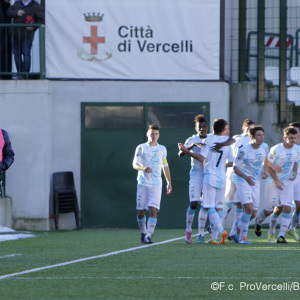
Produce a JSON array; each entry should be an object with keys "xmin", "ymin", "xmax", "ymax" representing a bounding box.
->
[
  {"xmin": 239, "ymin": 0, "xmax": 247, "ymax": 82},
  {"xmin": 279, "ymin": 0, "xmax": 287, "ymax": 123},
  {"xmin": 257, "ymin": 0, "xmax": 265, "ymax": 102},
  {"xmin": 220, "ymin": 0, "xmax": 225, "ymax": 81},
  {"xmin": 39, "ymin": 25, "xmax": 46, "ymax": 79}
]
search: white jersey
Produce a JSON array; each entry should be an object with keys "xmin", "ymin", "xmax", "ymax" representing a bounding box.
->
[
  {"xmin": 232, "ymin": 132, "xmax": 251, "ymax": 155},
  {"xmin": 294, "ymin": 144, "xmax": 300, "ymax": 183},
  {"xmin": 266, "ymin": 143, "xmax": 300, "ymax": 185},
  {"xmin": 184, "ymin": 134, "xmax": 205, "ymax": 179},
  {"xmin": 227, "ymin": 133, "xmax": 251, "ymax": 183},
  {"xmin": 201, "ymin": 135, "xmax": 234, "ymax": 189},
  {"xmin": 234, "ymin": 142, "xmax": 269, "ymax": 185},
  {"xmin": 133, "ymin": 142, "xmax": 168, "ymax": 186}
]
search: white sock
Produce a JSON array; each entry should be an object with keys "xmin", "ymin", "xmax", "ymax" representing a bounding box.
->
[
  {"xmin": 186, "ymin": 206, "xmax": 196, "ymax": 232},
  {"xmin": 146, "ymin": 217, "xmax": 157, "ymax": 237},
  {"xmin": 211, "ymin": 228, "xmax": 218, "ymax": 240},
  {"xmin": 290, "ymin": 211, "xmax": 299, "ymax": 231},
  {"xmin": 198, "ymin": 208, "xmax": 208, "ymax": 236},
  {"xmin": 229, "ymin": 207, "xmax": 243, "ymax": 236},
  {"xmin": 278, "ymin": 213, "xmax": 291, "ymax": 238},
  {"xmin": 221, "ymin": 202, "xmax": 232, "ymax": 223},
  {"xmin": 269, "ymin": 213, "xmax": 279, "ymax": 235},
  {"xmin": 208, "ymin": 208, "xmax": 224, "ymax": 235},
  {"xmin": 137, "ymin": 216, "xmax": 146, "ymax": 233},
  {"xmin": 256, "ymin": 210, "xmax": 268, "ymax": 226}
]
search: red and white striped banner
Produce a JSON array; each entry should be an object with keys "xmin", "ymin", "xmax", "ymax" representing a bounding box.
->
[{"xmin": 264, "ymin": 36, "xmax": 292, "ymax": 49}]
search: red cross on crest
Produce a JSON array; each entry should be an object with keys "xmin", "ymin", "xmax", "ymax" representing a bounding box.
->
[{"xmin": 83, "ymin": 26, "xmax": 105, "ymax": 55}]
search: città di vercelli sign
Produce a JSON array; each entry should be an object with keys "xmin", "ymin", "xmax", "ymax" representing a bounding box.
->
[
  {"xmin": 118, "ymin": 26, "xmax": 193, "ymax": 53},
  {"xmin": 46, "ymin": 0, "xmax": 220, "ymax": 80}
]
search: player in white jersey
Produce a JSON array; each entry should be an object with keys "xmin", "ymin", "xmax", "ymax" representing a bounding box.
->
[
  {"xmin": 255, "ymin": 127, "xmax": 299, "ymax": 243},
  {"xmin": 232, "ymin": 126, "xmax": 269, "ymax": 244},
  {"xmin": 179, "ymin": 118, "xmax": 234, "ymax": 244},
  {"xmin": 133, "ymin": 125, "xmax": 172, "ymax": 244},
  {"xmin": 285, "ymin": 122, "xmax": 300, "ymax": 241},
  {"xmin": 178, "ymin": 115, "xmax": 234, "ymax": 244},
  {"xmin": 178, "ymin": 114, "xmax": 208, "ymax": 244},
  {"xmin": 222, "ymin": 119, "xmax": 255, "ymax": 237}
]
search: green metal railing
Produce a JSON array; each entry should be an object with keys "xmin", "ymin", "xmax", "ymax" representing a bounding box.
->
[
  {"xmin": 246, "ymin": 31, "xmax": 294, "ymax": 79},
  {"xmin": 295, "ymin": 28, "xmax": 300, "ymax": 66},
  {"xmin": 0, "ymin": 24, "xmax": 45, "ymax": 79}
]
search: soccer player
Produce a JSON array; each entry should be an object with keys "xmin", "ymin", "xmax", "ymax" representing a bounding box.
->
[
  {"xmin": 255, "ymin": 127, "xmax": 299, "ymax": 243},
  {"xmin": 178, "ymin": 114, "xmax": 208, "ymax": 244},
  {"xmin": 179, "ymin": 118, "xmax": 234, "ymax": 244},
  {"xmin": 233, "ymin": 126, "xmax": 269, "ymax": 244},
  {"xmin": 222, "ymin": 119, "xmax": 255, "ymax": 239},
  {"xmin": 132, "ymin": 125, "xmax": 172, "ymax": 244},
  {"xmin": 286, "ymin": 122, "xmax": 300, "ymax": 241}
]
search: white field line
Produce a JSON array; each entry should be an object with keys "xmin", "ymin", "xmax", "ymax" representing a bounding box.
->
[
  {"xmin": 0, "ymin": 234, "xmax": 198, "ymax": 280},
  {"xmin": 0, "ymin": 254, "xmax": 22, "ymax": 259},
  {"xmin": 11, "ymin": 276, "xmax": 300, "ymax": 280}
]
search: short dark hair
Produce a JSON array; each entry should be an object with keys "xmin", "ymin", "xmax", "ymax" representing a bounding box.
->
[
  {"xmin": 213, "ymin": 118, "xmax": 228, "ymax": 134},
  {"xmin": 249, "ymin": 125, "xmax": 264, "ymax": 137},
  {"xmin": 148, "ymin": 124, "xmax": 160, "ymax": 131},
  {"xmin": 284, "ymin": 126, "xmax": 298, "ymax": 136},
  {"xmin": 243, "ymin": 119, "xmax": 255, "ymax": 127},
  {"xmin": 194, "ymin": 114, "xmax": 207, "ymax": 124},
  {"xmin": 289, "ymin": 122, "xmax": 300, "ymax": 130}
]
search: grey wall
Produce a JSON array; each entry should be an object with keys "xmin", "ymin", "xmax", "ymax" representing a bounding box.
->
[{"xmin": 0, "ymin": 80, "xmax": 230, "ymax": 230}]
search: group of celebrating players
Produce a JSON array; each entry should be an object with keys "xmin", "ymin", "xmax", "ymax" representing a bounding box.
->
[
  {"xmin": 179, "ymin": 116, "xmax": 300, "ymax": 244},
  {"xmin": 132, "ymin": 116, "xmax": 300, "ymax": 245}
]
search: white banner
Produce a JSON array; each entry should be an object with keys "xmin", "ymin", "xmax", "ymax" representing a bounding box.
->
[{"xmin": 46, "ymin": 0, "xmax": 220, "ymax": 80}]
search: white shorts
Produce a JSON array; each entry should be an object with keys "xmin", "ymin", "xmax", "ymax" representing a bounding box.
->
[
  {"xmin": 202, "ymin": 183, "xmax": 225, "ymax": 209},
  {"xmin": 294, "ymin": 179, "xmax": 300, "ymax": 202},
  {"xmin": 189, "ymin": 178, "xmax": 203, "ymax": 202},
  {"xmin": 264, "ymin": 181, "xmax": 294, "ymax": 211},
  {"xmin": 136, "ymin": 184, "xmax": 162, "ymax": 210},
  {"xmin": 225, "ymin": 181, "xmax": 239, "ymax": 204},
  {"xmin": 236, "ymin": 181, "xmax": 260, "ymax": 210}
]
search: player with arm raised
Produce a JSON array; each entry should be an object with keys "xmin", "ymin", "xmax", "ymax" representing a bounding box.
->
[
  {"xmin": 178, "ymin": 114, "xmax": 208, "ymax": 244},
  {"xmin": 179, "ymin": 118, "xmax": 234, "ymax": 244},
  {"xmin": 133, "ymin": 125, "xmax": 172, "ymax": 244}
]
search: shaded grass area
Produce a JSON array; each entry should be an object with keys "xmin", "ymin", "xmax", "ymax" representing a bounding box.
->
[{"xmin": 0, "ymin": 229, "xmax": 299, "ymax": 299}]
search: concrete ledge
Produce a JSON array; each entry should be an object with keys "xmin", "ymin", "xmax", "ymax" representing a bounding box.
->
[
  {"xmin": 0, "ymin": 197, "xmax": 12, "ymax": 228},
  {"xmin": 13, "ymin": 218, "xmax": 48, "ymax": 231}
]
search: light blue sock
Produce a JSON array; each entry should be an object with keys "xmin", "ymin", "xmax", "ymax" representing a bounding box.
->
[
  {"xmin": 240, "ymin": 212, "xmax": 251, "ymax": 238},
  {"xmin": 186, "ymin": 206, "xmax": 196, "ymax": 232}
]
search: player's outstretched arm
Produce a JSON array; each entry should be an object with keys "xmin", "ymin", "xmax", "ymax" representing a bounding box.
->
[
  {"xmin": 178, "ymin": 143, "xmax": 205, "ymax": 162},
  {"xmin": 211, "ymin": 137, "xmax": 235, "ymax": 152},
  {"xmin": 178, "ymin": 143, "xmax": 204, "ymax": 157}
]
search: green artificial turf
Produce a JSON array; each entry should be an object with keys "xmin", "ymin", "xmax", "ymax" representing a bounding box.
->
[{"xmin": 0, "ymin": 229, "xmax": 299, "ymax": 299}]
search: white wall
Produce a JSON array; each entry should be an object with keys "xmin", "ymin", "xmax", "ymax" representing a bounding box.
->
[{"xmin": 0, "ymin": 80, "xmax": 230, "ymax": 230}]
